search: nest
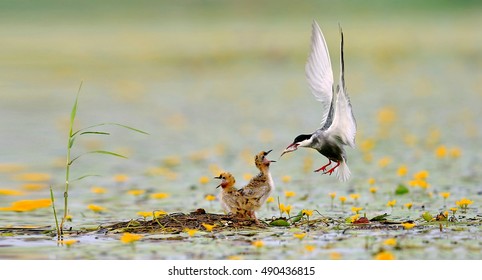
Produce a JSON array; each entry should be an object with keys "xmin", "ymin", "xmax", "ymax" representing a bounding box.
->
[{"xmin": 103, "ymin": 209, "xmax": 263, "ymax": 234}]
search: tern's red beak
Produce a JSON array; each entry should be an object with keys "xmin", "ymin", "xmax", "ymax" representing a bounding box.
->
[{"xmin": 280, "ymin": 143, "xmax": 298, "ymax": 158}]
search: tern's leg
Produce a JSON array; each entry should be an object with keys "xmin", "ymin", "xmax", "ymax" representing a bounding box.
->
[
  {"xmin": 324, "ymin": 161, "xmax": 341, "ymax": 175},
  {"xmin": 314, "ymin": 160, "xmax": 332, "ymax": 172}
]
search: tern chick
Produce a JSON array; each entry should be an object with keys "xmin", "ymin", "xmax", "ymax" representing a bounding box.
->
[
  {"xmin": 215, "ymin": 172, "xmax": 245, "ymax": 217},
  {"xmin": 237, "ymin": 150, "xmax": 276, "ymax": 222},
  {"xmin": 281, "ymin": 21, "xmax": 356, "ymax": 182},
  {"xmin": 214, "ymin": 150, "xmax": 276, "ymax": 224}
]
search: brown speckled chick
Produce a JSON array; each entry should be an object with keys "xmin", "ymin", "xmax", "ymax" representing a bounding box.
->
[
  {"xmin": 237, "ymin": 150, "xmax": 276, "ymax": 223},
  {"xmin": 215, "ymin": 172, "xmax": 245, "ymax": 217}
]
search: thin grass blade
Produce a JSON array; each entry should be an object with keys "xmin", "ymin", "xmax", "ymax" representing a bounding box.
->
[
  {"xmin": 79, "ymin": 131, "xmax": 111, "ymax": 136},
  {"xmin": 72, "ymin": 122, "xmax": 148, "ymax": 137},
  {"xmin": 69, "ymin": 81, "xmax": 83, "ymax": 136},
  {"xmin": 69, "ymin": 150, "xmax": 128, "ymax": 165},
  {"xmin": 72, "ymin": 174, "xmax": 101, "ymax": 182}
]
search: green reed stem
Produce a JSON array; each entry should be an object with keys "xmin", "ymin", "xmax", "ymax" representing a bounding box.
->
[{"xmin": 49, "ymin": 185, "xmax": 60, "ymax": 239}]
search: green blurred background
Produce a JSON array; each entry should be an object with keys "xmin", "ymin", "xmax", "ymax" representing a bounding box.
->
[
  {"xmin": 1, "ymin": 0, "xmax": 482, "ymax": 260},
  {"xmin": 1, "ymin": 0, "xmax": 481, "ymax": 178}
]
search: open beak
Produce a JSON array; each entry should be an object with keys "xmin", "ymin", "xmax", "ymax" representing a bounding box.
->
[
  {"xmin": 280, "ymin": 143, "xmax": 298, "ymax": 158},
  {"xmin": 214, "ymin": 176, "xmax": 222, "ymax": 188}
]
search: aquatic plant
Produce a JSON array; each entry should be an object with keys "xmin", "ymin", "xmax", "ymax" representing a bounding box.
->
[{"xmin": 52, "ymin": 82, "xmax": 148, "ymax": 237}]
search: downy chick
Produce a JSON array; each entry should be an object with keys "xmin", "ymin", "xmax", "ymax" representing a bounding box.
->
[
  {"xmin": 215, "ymin": 172, "xmax": 246, "ymax": 217},
  {"xmin": 238, "ymin": 150, "xmax": 276, "ymax": 222}
]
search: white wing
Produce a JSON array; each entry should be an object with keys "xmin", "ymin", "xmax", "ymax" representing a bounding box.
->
[
  {"xmin": 305, "ymin": 20, "xmax": 334, "ymax": 128},
  {"xmin": 325, "ymin": 26, "xmax": 356, "ymax": 148}
]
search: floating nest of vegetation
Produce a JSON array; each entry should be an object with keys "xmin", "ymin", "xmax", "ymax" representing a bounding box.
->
[{"xmin": 104, "ymin": 209, "xmax": 263, "ymax": 234}]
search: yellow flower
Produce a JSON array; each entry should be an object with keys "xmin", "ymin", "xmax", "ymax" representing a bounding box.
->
[
  {"xmin": 329, "ymin": 192, "xmax": 336, "ymax": 199},
  {"xmin": 0, "ymin": 199, "xmax": 52, "ymax": 212},
  {"xmin": 0, "ymin": 163, "xmax": 26, "ymax": 173},
  {"xmin": 252, "ymin": 240, "xmax": 264, "ymax": 248},
  {"xmin": 349, "ymin": 193, "xmax": 360, "ymax": 201},
  {"xmin": 202, "ymin": 223, "xmax": 215, "ymax": 232},
  {"xmin": 127, "ymin": 189, "xmax": 145, "ymax": 196},
  {"xmin": 369, "ymin": 187, "xmax": 378, "ymax": 194},
  {"xmin": 350, "ymin": 214, "xmax": 360, "ymax": 223},
  {"xmin": 329, "ymin": 252, "xmax": 342, "ymax": 260},
  {"xmin": 368, "ymin": 178, "xmax": 376, "ymax": 185},
  {"xmin": 409, "ymin": 178, "xmax": 430, "ymax": 189},
  {"xmin": 360, "ymin": 139, "xmax": 375, "ymax": 153},
  {"xmin": 87, "ymin": 204, "xmax": 106, "ymax": 213},
  {"xmin": 397, "ymin": 165, "xmax": 408, "ymax": 177},
  {"xmin": 120, "ymin": 232, "xmax": 142, "ymax": 244},
  {"xmin": 266, "ymin": 197, "xmax": 275, "ymax": 203},
  {"xmin": 279, "ymin": 203, "xmax": 292, "ymax": 215},
  {"xmin": 91, "ymin": 186, "xmax": 107, "ymax": 194},
  {"xmin": 303, "ymin": 156, "xmax": 314, "ymax": 173},
  {"xmin": 386, "ymin": 200, "xmax": 396, "ymax": 207},
  {"xmin": 414, "ymin": 170, "xmax": 429, "ymax": 180},
  {"xmin": 404, "ymin": 202, "xmax": 413, "ymax": 210},
  {"xmin": 435, "ymin": 145, "xmax": 447, "ymax": 158},
  {"xmin": 449, "ymin": 147, "xmax": 462, "ymax": 158},
  {"xmin": 401, "ymin": 222, "xmax": 416, "ymax": 230},
  {"xmin": 205, "ymin": 194, "xmax": 217, "ymax": 201},
  {"xmin": 243, "ymin": 173, "xmax": 253, "ymax": 181},
  {"xmin": 189, "ymin": 150, "xmax": 209, "ymax": 162},
  {"xmin": 13, "ymin": 173, "xmax": 51, "ymax": 182},
  {"xmin": 304, "ymin": 245, "xmax": 316, "ymax": 252},
  {"xmin": 163, "ymin": 155, "xmax": 181, "ymax": 167},
  {"xmin": 113, "ymin": 174, "xmax": 129, "ymax": 183},
  {"xmin": 339, "ymin": 196, "xmax": 347, "ymax": 203},
  {"xmin": 456, "ymin": 198, "xmax": 473, "ymax": 212},
  {"xmin": 21, "ymin": 183, "xmax": 47, "ymax": 191},
  {"xmin": 383, "ymin": 238, "xmax": 397, "ymax": 247},
  {"xmin": 0, "ymin": 189, "xmax": 25, "ymax": 196},
  {"xmin": 351, "ymin": 207, "xmax": 363, "ymax": 214},
  {"xmin": 198, "ymin": 176, "xmax": 210, "ymax": 185},
  {"xmin": 293, "ymin": 233, "xmax": 307, "ymax": 240},
  {"xmin": 302, "ymin": 209, "xmax": 313, "ymax": 217},
  {"xmin": 281, "ymin": 175, "xmax": 292, "ymax": 183},
  {"xmin": 374, "ymin": 251, "xmax": 395, "ymax": 260},
  {"xmin": 150, "ymin": 192, "xmax": 170, "ymax": 199},
  {"xmin": 184, "ymin": 228, "xmax": 198, "ymax": 237},
  {"xmin": 65, "ymin": 214, "xmax": 73, "ymax": 222},
  {"xmin": 59, "ymin": 239, "xmax": 78, "ymax": 247},
  {"xmin": 137, "ymin": 211, "xmax": 153, "ymax": 218},
  {"xmin": 284, "ymin": 191, "xmax": 296, "ymax": 198},
  {"xmin": 440, "ymin": 192, "xmax": 450, "ymax": 199},
  {"xmin": 377, "ymin": 107, "xmax": 397, "ymax": 125},
  {"xmin": 450, "ymin": 207, "xmax": 458, "ymax": 215},
  {"xmin": 378, "ymin": 157, "xmax": 392, "ymax": 168},
  {"xmin": 154, "ymin": 210, "xmax": 168, "ymax": 217}
]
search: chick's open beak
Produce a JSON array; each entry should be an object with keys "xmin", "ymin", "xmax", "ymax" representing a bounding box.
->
[{"xmin": 214, "ymin": 175, "xmax": 222, "ymax": 188}]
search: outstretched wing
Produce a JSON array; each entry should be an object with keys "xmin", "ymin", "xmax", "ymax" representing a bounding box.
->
[
  {"xmin": 324, "ymin": 26, "xmax": 356, "ymax": 148},
  {"xmin": 305, "ymin": 20, "xmax": 334, "ymax": 129}
]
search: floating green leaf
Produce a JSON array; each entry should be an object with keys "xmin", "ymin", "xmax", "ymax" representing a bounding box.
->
[
  {"xmin": 269, "ymin": 219, "xmax": 290, "ymax": 227},
  {"xmin": 395, "ymin": 184, "xmax": 409, "ymax": 195},
  {"xmin": 370, "ymin": 213, "xmax": 389, "ymax": 221}
]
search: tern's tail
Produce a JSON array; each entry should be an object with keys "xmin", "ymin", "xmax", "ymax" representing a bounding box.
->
[{"xmin": 336, "ymin": 160, "xmax": 351, "ymax": 182}]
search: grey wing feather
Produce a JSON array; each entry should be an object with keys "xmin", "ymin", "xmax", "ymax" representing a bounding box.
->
[
  {"xmin": 324, "ymin": 26, "xmax": 356, "ymax": 148},
  {"xmin": 305, "ymin": 20, "xmax": 335, "ymax": 129}
]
